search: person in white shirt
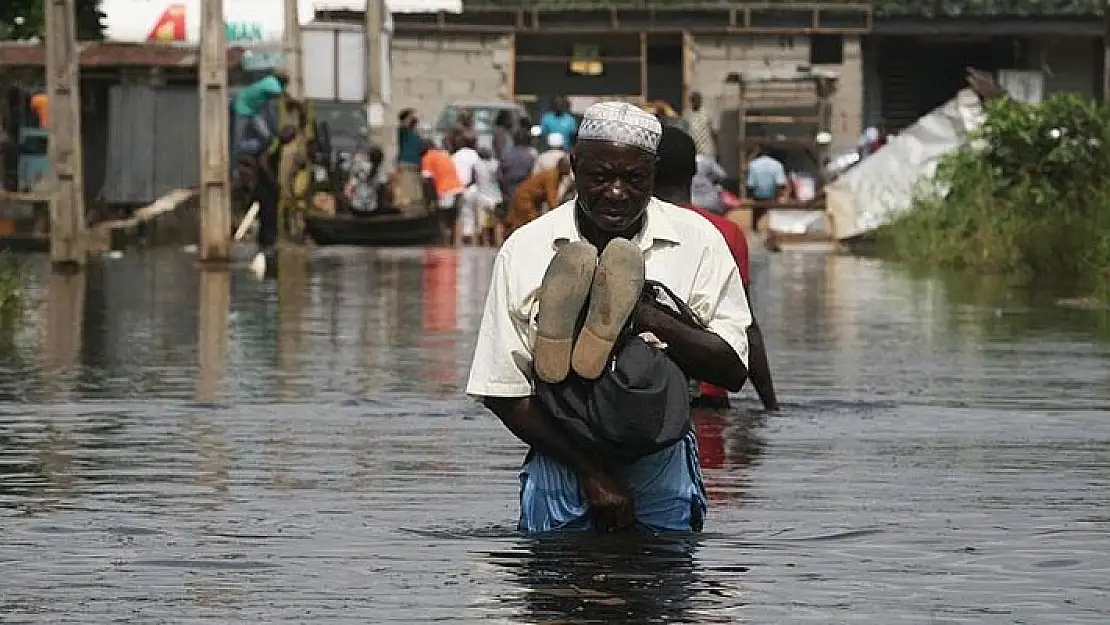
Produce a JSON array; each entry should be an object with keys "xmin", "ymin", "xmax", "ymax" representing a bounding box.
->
[
  {"xmin": 469, "ymin": 147, "xmax": 503, "ymax": 246},
  {"xmin": 452, "ymin": 137, "xmax": 484, "ymax": 245},
  {"xmin": 532, "ymin": 133, "xmax": 568, "ymax": 175},
  {"xmin": 466, "ymin": 102, "xmax": 752, "ymax": 534}
]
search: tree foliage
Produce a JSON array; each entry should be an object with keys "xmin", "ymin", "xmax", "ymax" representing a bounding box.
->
[
  {"xmin": 0, "ymin": 0, "xmax": 105, "ymax": 41},
  {"xmin": 878, "ymin": 94, "xmax": 1110, "ymax": 298},
  {"xmin": 871, "ymin": 0, "xmax": 1103, "ymax": 17}
]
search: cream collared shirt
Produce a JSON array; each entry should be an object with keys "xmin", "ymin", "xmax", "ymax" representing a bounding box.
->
[{"xmin": 465, "ymin": 197, "xmax": 753, "ymax": 398}]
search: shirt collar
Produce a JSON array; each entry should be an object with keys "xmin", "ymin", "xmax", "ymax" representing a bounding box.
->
[{"xmin": 550, "ymin": 197, "xmax": 683, "ymax": 252}]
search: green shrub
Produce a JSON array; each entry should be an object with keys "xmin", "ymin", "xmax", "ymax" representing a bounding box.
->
[{"xmin": 876, "ymin": 93, "xmax": 1110, "ymax": 299}]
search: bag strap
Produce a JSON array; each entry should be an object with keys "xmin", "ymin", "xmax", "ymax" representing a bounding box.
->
[{"xmin": 643, "ymin": 279, "xmax": 708, "ymax": 330}]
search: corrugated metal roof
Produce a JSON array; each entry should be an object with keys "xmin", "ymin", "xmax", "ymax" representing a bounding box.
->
[{"xmin": 312, "ymin": 0, "xmax": 462, "ymax": 14}]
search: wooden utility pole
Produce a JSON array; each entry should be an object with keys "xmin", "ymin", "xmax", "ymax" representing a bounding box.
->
[
  {"xmin": 45, "ymin": 0, "xmax": 86, "ymax": 268},
  {"xmin": 366, "ymin": 0, "xmax": 391, "ymax": 159},
  {"xmin": 199, "ymin": 0, "xmax": 232, "ymax": 263},
  {"xmin": 279, "ymin": 0, "xmax": 305, "ymax": 239},
  {"xmin": 283, "ymin": 0, "xmax": 304, "ymax": 101}
]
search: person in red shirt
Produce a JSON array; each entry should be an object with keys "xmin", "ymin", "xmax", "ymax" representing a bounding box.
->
[
  {"xmin": 651, "ymin": 125, "xmax": 778, "ymax": 496},
  {"xmin": 653, "ymin": 124, "xmax": 778, "ymax": 414}
]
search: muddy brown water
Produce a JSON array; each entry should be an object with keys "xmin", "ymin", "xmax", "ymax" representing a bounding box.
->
[{"xmin": 1, "ymin": 247, "xmax": 1108, "ymax": 623}]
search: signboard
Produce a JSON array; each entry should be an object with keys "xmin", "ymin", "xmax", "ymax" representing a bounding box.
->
[
  {"xmin": 101, "ymin": 0, "xmax": 315, "ymax": 45},
  {"xmin": 241, "ymin": 49, "xmax": 285, "ymax": 71},
  {"xmin": 570, "ymin": 43, "xmax": 602, "ymax": 76}
]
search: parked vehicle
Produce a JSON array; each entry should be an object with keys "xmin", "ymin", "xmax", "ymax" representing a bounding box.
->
[
  {"xmin": 311, "ymin": 100, "xmax": 370, "ymax": 175},
  {"xmin": 431, "ymin": 100, "xmax": 529, "ymax": 152}
]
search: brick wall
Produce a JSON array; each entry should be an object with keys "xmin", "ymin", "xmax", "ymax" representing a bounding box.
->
[
  {"xmin": 390, "ymin": 34, "xmax": 513, "ymax": 124},
  {"xmin": 688, "ymin": 34, "xmax": 863, "ymax": 150},
  {"xmin": 817, "ymin": 36, "xmax": 863, "ymax": 149}
]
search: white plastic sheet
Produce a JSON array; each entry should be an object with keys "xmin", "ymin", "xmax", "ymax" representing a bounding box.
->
[{"xmin": 826, "ymin": 89, "xmax": 986, "ymax": 241}]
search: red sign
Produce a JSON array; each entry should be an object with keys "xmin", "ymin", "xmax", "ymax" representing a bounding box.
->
[{"xmin": 146, "ymin": 4, "xmax": 186, "ymax": 42}]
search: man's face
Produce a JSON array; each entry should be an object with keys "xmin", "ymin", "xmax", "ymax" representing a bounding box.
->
[{"xmin": 572, "ymin": 140, "xmax": 655, "ymax": 233}]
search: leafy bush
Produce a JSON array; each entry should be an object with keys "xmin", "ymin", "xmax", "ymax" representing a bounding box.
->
[{"xmin": 877, "ymin": 93, "xmax": 1110, "ymax": 299}]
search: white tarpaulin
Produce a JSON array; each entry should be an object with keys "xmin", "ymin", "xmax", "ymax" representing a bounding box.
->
[{"xmin": 826, "ymin": 88, "xmax": 987, "ymax": 241}]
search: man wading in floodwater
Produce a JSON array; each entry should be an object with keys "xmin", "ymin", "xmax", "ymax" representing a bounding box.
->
[{"xmin": 467, "ymin": 102, "xmax": 753, "ymax": 533}]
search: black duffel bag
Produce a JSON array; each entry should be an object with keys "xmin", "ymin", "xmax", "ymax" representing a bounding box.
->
[{"xmin": 534, "ymin": 279, "xmax": 707, "ymax": 466}]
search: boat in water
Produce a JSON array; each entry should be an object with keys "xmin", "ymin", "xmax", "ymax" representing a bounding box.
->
[{"xmin": 303, "ymin": 209, "xmax": 442, "ymax": 247}]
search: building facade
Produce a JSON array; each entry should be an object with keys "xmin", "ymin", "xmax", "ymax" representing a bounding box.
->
[{"xmin": 380, "ymin": 2, "xmax": 1105, "ymax": 163}]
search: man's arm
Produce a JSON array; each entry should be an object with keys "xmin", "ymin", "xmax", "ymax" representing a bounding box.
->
[
  {"xmin": 710, "ymin": 159, "xmax": 727, "ymax": 183},
  {"xmin": 484, "ymin": 396, "xmax": 635, "ymax": 530},
  {"xmin": 543, "ymin": 173, "xmax": 560, "ymax": 209},
  {"xmin": 636, "ymin": 301, "xmax": 747, "ymax": 392},
  {"xmin": 742, "ymin": 282, "xmax": 778, "ymax": 411},
  {"xmin": 636, "ymin": 228, "xmax": 753, "ymax": 391},
  {"xmin": 774, "ymin": 163, "xmax": 788, "ymax": 197},
  {"xmin": 483, "ymin": 396, "xmax": 603, "ymax": 475}
]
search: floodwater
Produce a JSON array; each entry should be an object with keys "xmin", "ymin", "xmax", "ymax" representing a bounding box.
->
[{"xmin": 1, "ymin": 246, "xmax": 1108, "ymax": 624}]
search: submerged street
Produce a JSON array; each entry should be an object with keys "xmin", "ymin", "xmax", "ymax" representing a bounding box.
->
[{"xmin": 1, "ymin": 246, "xmax": 1108, "ymax": 623}]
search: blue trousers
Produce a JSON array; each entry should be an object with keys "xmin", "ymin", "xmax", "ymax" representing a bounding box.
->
[{"xmin": 517, "ymin": 431, "xmax": 708, "ymax": 534}]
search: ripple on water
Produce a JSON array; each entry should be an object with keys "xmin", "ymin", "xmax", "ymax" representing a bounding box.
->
[{"xmin": 0, "ymin": 247, "xmax": 1108, "ymax": 623}]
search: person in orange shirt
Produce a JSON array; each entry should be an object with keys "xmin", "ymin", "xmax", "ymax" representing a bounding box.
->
[
  {"xmin": 420, "ymin": 140, "xmax": 465, "ymax": 243},
  {"xmin": 30, "ymin": 93, "xmax": 49, "ymax": 128}
]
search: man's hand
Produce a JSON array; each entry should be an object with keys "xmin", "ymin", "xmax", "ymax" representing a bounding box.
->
[
  {"xmin": 583, "ymin": 471, "xmax": 635, "ymax": 532},
  {"xmin": 632, "ymin": 290, "xmax": 672, "ymax": 334}
]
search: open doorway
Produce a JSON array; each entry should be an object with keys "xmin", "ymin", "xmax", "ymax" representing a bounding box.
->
[
  {"xmin": 875, "ymin": 36, "xmax": 1021, "ymax": 130},
  {"xmin": 646, "ymin": 33, "xmax": 685, "ymax": 115},
  {"xmin": 514, "ymin": 32, "xmax": 642, "ymax": 119}
]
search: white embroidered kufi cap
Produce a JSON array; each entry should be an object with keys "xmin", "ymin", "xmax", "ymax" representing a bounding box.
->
[{"xmin": 577, "ymin": 102, "xmax": 663, "ymax": 154}]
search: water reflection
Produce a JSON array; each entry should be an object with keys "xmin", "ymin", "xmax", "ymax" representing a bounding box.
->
[
  {"xmin": 693, "ymin": 408, "xmax": 766, "ymax": 503},
  {"xmin": 485, "ymin": 534, "xmax": 726, "ymax": 625},
  {"xmin": 42, "ymin": 271, "xmax": 86, "ymax": 392},
  {"xmin": 421, "ymin": 248, "xmax": 460, "ymax": 395},
  {"xmin": 276, "ymin": 248, "xmax": 308, "ymax": 402},
  {"xmin": 196, "ymin": 269, "xmax": 230, "ymax": 404},
  {"xmin": 0, "ymin": 248, "xmax": 1108, "ymax": 623}
]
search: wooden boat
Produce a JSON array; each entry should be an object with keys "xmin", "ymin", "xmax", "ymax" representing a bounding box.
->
[{"xmin": 303, "ymin": 209, "xmax": 441, "ymax": 246}]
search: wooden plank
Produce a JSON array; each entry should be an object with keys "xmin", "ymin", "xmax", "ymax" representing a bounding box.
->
[
  {"xmin": 516, "ymin": 55, "xmax": 644, "ymax": 63},
  {"xmin": 508, "ymin": 32, "xmax": 517, "ymax": 98},
  {"xmin": 745, "ymin": 114, "xmax": 822, "ymax": 123},
  {"xmin": 0, "ymin": 190, "xmax": 51, "ymax": 203},
  {"xmin": 681, "ymin": 30, "xmax": 694, "ymax": 109},
  {"xmin": 639, "ymin": 32, "xmax": 648, "ymax": 101}
]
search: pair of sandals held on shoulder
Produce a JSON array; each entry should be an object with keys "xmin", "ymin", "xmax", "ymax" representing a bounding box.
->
[{"xmin": 532, "ymin": 239, "xmax": 705, "ymax": 466}]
